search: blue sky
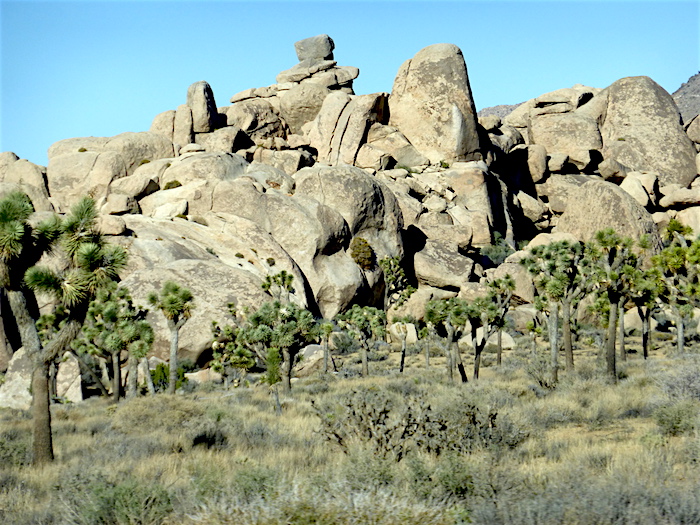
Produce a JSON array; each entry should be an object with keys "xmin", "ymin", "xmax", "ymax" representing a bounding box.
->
[{"xmin": 2, "ymin": 0, "xmax": 698, "ymax": 167}]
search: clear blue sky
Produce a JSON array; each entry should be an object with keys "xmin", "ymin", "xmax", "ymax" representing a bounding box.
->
[{"xmin": 2, "ymin": 0, "xmax": 698, "ymax": 167}]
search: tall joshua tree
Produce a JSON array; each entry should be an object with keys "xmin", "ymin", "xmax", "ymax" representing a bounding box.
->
[
  {"xmin": 22, "ymin": 197, "xmax": 127, "ymax": 463},
  {"xmin": 586, "ymin": 229, "xmax": 638, "ymax": 383},
  {"xmin": 148, "ymin": 281, "xmax": 194, "ymax": 395}
]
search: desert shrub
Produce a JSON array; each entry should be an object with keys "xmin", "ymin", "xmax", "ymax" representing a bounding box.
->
[
  {"xmin": 139, "ymin": 159, "xmax": 151, "ymax": 165},
  {"xmin": 657, "ymin": 356, "xmax": 700, "ymax": 401},
  {"xmin": 480, "ymin": 232, "xmax": 514, "ymax": 266},
  {"xmin": 314, "ymin": 388, "xmax": 527, "ymax": 463},
  {"xmin": 0, "ymin": 429, "xmax": 30, "ymax": 467},
  {"xmin": 163, "ymin": 180, "xmax": 182, "ymax": 190},
  {"xmin": 654, "ymin": 400, "xmax": 699, "ymax": 436},
  {"xmin": 229, "ymin": 464, "xmax": 280, "ymax": 504},
  {"xmin": 332, "ymin": 331, "xmax": 359, "ymax": 355},
  {"xmin": 60, "ymin": 476, "xmax": 172, "ymax": 525},
  {"xmin": 110, "ymin": 395, "xmax": 204, "ymax": 435},
  {"xmin": 350, "ymin": 237, "xmax": 375, "ymax": 270}
]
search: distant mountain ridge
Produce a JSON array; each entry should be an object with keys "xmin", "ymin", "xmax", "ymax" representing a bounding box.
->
[{"xmin": 673, "ymin": 72, "xmax": 700, "ymax": 124}]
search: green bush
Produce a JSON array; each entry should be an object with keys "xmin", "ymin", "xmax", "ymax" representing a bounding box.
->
[
  {"xmin": 163, "ymin": 180, "xmax": 182, "ymax": 190},
  {"xmin": 0, "ymin": 429, "xmax": 30, "ymax": 466},
  {"xmin": 655, "ymin": 400, "xmax": 699, "ymax": 436},
  {"xmin": 63, "ymin": 477, "xmax": 172, "ymax": 525},
  {"xmin": 350, "ymin": 237, "xmax": 375, "ymax": 270},
  {"xmin": 149, "ymin": 362, "xmax": 190, "ymax": 393}
]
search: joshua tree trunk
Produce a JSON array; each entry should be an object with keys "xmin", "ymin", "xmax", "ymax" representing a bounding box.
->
[
  {"xmin": 126, "ymin": 354, "xmax": 138, "ymax": 398},
  {"xmin": 361, "ymin": 340, "xmax": 369, "ymax": 377},
  {"xmin": 111, "ymin": 351, "xmax": 122, "ymax": 403},
  {"xmin": 618, "ymin": 299, "xmax": 626, "ymax": 362},
  {"xmin": 281, "ymin": 347, "xmax": 292, "ymax": 394},
  {"xmin": 322, "ymin": 335, "xmax": 329, "ymax": 374},
  {"xmin": 31, "ymin": 362, "xmax": 53, "ymax": 464},
  {"xmin": 168, "ymin": 320, "xmax": 179, "ymax": 395},
  {"xmin": 140, "ymin": 357, "xmax": 156, "ymax": 395},
  {"xmin": 472, "ymin": 326, "xmax": 485, "ymax": 380},
  {"xmin": 549, "ymin": 301, "xmax": 559, "ymax": 385},
  {"xmin": 454, "ymin": 341, "xmax": 468, "ymax": 383},
  {"xmin": 561, "ymin": 299, "xmax": 574, "ymax": 370},
  {"xmin": 606, "ymin": 300, "xmax": 618, "ymax": 382},
  {"xmin": 496, "ymin": 329, "xmax": 503, "ymax": 366},
  {"xmin": 424, "ymin": 338, "xmax": 430, "ymax": 367},
  {"xmin": 676, "ymin": 312, "xmax": 685, "ymax": 354},
  {"xmin": 399, "ymin": 331, "xmax": 407, "ymax": 373},
  {"xmin": 641, "ymin": 307, "xmax": 651, "ymax": 360},
  {"xmin": 445, "ymin": 322, "xmax": 456, "ymax": 383}
]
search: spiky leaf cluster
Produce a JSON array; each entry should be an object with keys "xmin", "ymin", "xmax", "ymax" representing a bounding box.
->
[
  {"xmin": 23, "ymin": 198, "xmax": 127, "ymax": 309},
  {"xmin": 0, "ymin": 191, "xmax": 61, "ymax": 288},
  {"xmin": 379, "ymin": 256, "xmax": 416, "ymax": 308},
  {"xmin": 148, "ymin": 281, "xmax": 194, "ymax": 326}
]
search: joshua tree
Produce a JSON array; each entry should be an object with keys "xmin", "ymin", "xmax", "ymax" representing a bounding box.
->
[
  {"xmin": 627, "ymin": 266, "xmax": 662, "ymax": 359},
  {"xmin": 522, "ymin": 240, "xmax": 591, "ymax": 376},
  {"xmin": 72, "ymin": 283, "xmax": 154, "ymax": 402},
  {"xmin": 148, "ymin": 281, "xmax": 194, "ymax": 394},
  {"xmin": 336, "ymin": 304, "xmax": 386, "ymax": 377},
  {"xmin": 586, "ymin": 229, "xmax": 638, "ymax": 382},
  {"xmin": 652, "ymin": 238, "xmax": 700, "ymax": 354},
  {"xmin": 464, "ymin": 276, "xmax": 515, "ymax": 381},
  {"xmin": 425, "ymin": 297, "xmax": 468, "ymax": 383},
  {"xmin": 23, "ymin": 197, "xmax": 127, "ymax": 463},
  {"xmin": 318, "ymin": 320, "xmax": 335, "ymax": 374},
  {"xmin": 262, "ymin": 270, "xmax": 295, "ymax": 303},
  {"xmin": 243, "ymin": 300, "xmax": 317, "ymax": 393},
  {"xmin": 379, "ymin": 256, "xmax": 416, "ymax": 310}
]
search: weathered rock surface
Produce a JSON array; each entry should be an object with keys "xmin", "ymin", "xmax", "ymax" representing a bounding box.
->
[
  {"xmin": 599, "ymin": 76, "xmax": 696, "ymax": 187},
  {"xmin": 389, "ymin": 44, "xmax": 481, "ymax": 164},
  {"xmin": 556, "ymin": 180, "xmax": 661, "ymax": 249}
]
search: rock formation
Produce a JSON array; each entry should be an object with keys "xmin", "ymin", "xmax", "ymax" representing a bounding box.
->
[{"xmin": 1, "ymin": 35, "xmax": 698, "ymax": 400}]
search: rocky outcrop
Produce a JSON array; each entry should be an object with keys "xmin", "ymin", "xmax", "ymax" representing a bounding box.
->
[
  {"xmin": 598, "ymin": 76, "xmax": 697, "ymax": 187},
  {"xmin": 4, "ymin": 35, "xmax": 699, "ymax": 388},
  {"xmin": 389, "ymin": 44, "xmax": 481, "ymax": 164}
]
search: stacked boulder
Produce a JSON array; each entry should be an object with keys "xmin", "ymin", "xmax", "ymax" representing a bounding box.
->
[{"xmin": 1, "ymin": 34, "xmax": 699, "ymax": 380}]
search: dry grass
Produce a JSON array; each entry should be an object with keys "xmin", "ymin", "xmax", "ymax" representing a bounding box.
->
[{"xmin": 2, "ymin": 340, "xmax": 700, "ymax": 524}]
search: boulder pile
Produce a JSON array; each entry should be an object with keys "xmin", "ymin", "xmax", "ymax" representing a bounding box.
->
[{"xmin": 1, "ymin": 34, "xmax": 699, "ymax": 372}]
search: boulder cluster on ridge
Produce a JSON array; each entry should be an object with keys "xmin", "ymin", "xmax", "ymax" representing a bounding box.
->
[{"xmin": 1, "ymin": 34, "xmax": 699, "ymax": 385}]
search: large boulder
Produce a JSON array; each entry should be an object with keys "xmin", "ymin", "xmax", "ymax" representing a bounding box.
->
[
  {"xmin": 306, "ymin": 92, "xmax": 388, "ymax": 166},
  {"xmin": 294, "ymin": 165, "xmax": 404, "ymax": 259},
  {"xmin": 389, "ymin": 44, "xmax": 481, "ymax": 164},
  {"xmin": 278, "ymin": 83, "xmax": 331, "ymax": 135},
  {"xmin": 599, "ymin": 76, "xmax": 696, "ymax": 187},
  {"xmin": 294, "ymin": 34, "xmax": 335, "ymax": 61},
  {"xmin": 555, "ymin": 180, "xmax": 661, "ymax": 249},
  {"xmin": 118, "ymin": 214, "xmax": 307, "ymax": 362},
  {"xmin": 186, "ymin": 81, "xmax": 219, "ymax": 133},
  {"xmin": 221, "ymin": 99, "xmax": 288, "ymax": 141},
  {"xmin": 160, "ymin": 152, "xmax": 249, "ymax": 187}
]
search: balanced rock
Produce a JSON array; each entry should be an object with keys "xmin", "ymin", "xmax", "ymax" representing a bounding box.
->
[
  {"xmin": 295, "ymin": 34, "xmax": 335, "ymax": 62},
  {"xmin": 389, "ymin": 44, "xmax": 481, "ymax": 164},
  {"xmin": 186, "ymin": 81, "xmax": 218, "ymax": 133}
]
